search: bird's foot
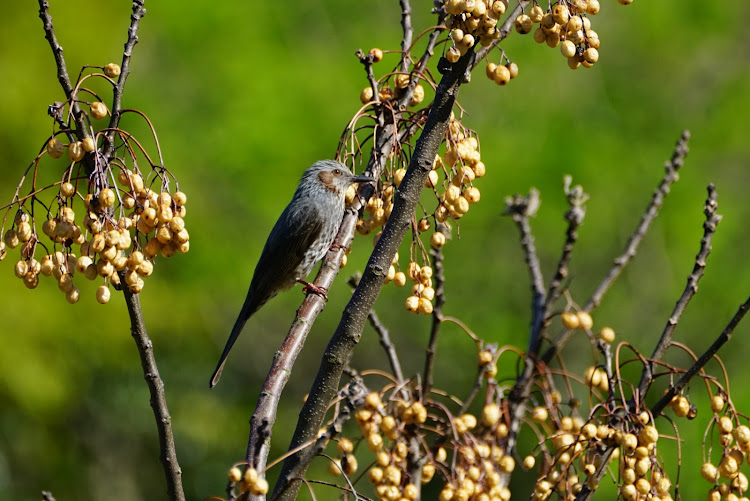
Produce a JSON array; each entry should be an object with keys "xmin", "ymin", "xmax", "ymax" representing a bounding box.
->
[
  {"xmin": 299, "ymin": 280, "xmax": 329, "ymax": 301},
  {"xmin": 328, "ymin": 242, "xmax": 344, "ymax": 253}
]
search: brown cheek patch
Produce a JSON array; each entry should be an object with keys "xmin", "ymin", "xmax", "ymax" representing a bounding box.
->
[{"xmin": 318, "ymin": 171, "xmax": 336, "ymax": 192}]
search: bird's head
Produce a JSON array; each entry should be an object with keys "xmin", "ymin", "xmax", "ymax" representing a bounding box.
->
[{"xmin": 304, "ymin": 160, "xmax": 372, "ymax": 197}]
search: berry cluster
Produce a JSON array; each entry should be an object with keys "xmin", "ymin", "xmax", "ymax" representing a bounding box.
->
[
  {"xmin": 444, "ymin": 0, "xmax": 510, "ymax": 62},
  {"xmin": 227, "ymin": 464, "xmax": 269, "ymax": 497},
  {"xmin": 694, "ymin": 394, "xmax": 750, "ymax": 501},
  {"xmin": 523, "ymin": 1, "xmax": 602, "ymax": 70},
  {"xmin": 349, "ymin": 116, "xmax": 484, "ymax": 315},
  {"xmin": 1, "ymin": 63, "xmax": 189, "ymax": 303}
]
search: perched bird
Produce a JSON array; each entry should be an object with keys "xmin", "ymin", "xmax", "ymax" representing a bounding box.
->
[{"xmin": 210, "ymin": 160, "xmax": 372, "ymax": 387}]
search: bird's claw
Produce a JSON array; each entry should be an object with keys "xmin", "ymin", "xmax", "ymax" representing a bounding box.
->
[{"xmin": 299, "ymin": 280, "xmax": 329, "ymax": 301}]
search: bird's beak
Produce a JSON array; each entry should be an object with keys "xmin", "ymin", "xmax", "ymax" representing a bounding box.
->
[{"xmin": 350, "ymin": 174, "xmax": 374, "ymax": 184}]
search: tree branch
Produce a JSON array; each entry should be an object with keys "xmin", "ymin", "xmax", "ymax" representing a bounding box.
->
[
  {"xmin": 635, "ymin": 183, "xmax": 721, "ymax": 400},
  {"xmin": 651, "ymin": 294, "xmax": 750, "ymax": 417},
  {"xmin": 123, "ymin": 287, "xmax": 185, "ymax": 501},
  {"xmin": 271, "ymin": 49, "xmax": 475, "ymax": 501}
]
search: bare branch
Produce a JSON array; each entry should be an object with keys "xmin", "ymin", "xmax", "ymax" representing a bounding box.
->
[
  {"xmin": 544, "ymin": 176, "xmax": 588, "ymax": 315},
  {"xmin": 102, "ymin": 1, "xmax": 147, "ymax": 161},
  {"xmin": 651, "ymin": 294, "xmax": 750, "ymax": 417},
  {"xmin": 504, "ymin": 189, "xmax": 545, "ymax": 355},
  {"xmin": 399, "ymin": 0, "xmax": 414, "ymax": 73},
  {"xmin": 122, "ymin": 287, "xmax": 186, "ymax": 501},
  {"xmin": 423, "ymin": 238, "xmax": 447, "ymax": 398},
  {"xmin": 636, "ymin": 183, "xmax": 722, "ymax": 399},
  {"xmin": 37, "ymin": 1, "xmax": 90, "ymax": 141},
  {"xmin": 584, "ymin": 130, "xmax": 691, "ymax": 312},
  {"xmin": 543, "ymin": 130, "xmax": 691, "ymax": 363}
]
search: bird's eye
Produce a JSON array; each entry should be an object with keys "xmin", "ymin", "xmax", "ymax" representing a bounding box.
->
[{"xmin": 333, "ymin": 169, "xmax": 341, "ymax": 175}]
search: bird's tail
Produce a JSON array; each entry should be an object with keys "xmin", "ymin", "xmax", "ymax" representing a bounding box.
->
[{"xmin": 210, "ymin": 290, "xmax": 261, "ymax": 388}]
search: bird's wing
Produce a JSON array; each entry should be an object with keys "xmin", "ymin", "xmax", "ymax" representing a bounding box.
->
[{"xmin": 249, "ymin": 204, "xmax": 324, "ymax": 295}]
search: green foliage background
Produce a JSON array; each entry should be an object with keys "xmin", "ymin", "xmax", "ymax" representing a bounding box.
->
[{"xmin": 0, "ymin": 1, "xmax": 748, "ymax": 499}]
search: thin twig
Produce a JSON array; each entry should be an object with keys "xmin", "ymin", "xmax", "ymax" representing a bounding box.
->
[
  {"xmin": 544, "ymin": 176, "xmax": 588, "ymax": 316},
  {"xmin": 37, "ymin": 1, "xmax": 89, "ymax": 140},
  {"xmin": 584, "ymin": 130, "xmax": 691, "ymax": 312},
  {"xmin": 575, "ymin": 183, "xmax": 722, "ymax": 501},
  {"xmin": 102, "ymin": 0, "xmax": 147, "ymax": 161},
  {"xmin": 503, "ymin": 189, "xmax": 545, "ymax": 355}
]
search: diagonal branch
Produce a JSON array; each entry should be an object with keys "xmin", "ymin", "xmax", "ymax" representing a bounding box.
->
[
  {"xmin": 635, "ymin": 183, "xmax": 721, "ymax": 400},
  {"xmin": 651, "ymin": 294, "xmax": 750, "ymax": 417},
  {"xmin": 543, "ymin": 130, "xmax": 691, "ymax": 363},
  {"xmin": 271, "ymin": 49, "xmax": 475, "ymax": 501}
]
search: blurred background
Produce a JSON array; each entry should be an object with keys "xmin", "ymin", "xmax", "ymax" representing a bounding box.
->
[{"xmin": 1, "ymin": 1, "xmax": 749, "ymax": 499}]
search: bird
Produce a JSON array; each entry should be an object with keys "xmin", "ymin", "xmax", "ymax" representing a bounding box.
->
[{"xmin": 210, "ymin": 160, "xmax": 372, "ymax": 387}]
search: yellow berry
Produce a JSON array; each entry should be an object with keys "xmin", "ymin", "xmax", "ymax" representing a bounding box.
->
[
  {"xmin": 368, "ymin": 47, "xmax": 383, "ymax": 62},
  {"xmin": 464, "ymin": 186, "xmax": 480, "ymax": 204},
  {"xmin": 90, "ymin": 101, "xmax": 108, "ymax": 120},
  {"xmin": 228, "ymin": 467, "xmax": 242, "ymax": 483},
  {"xmin": 60, "ymin": 182, "xmax": 76, "ymax": 198},
  {"xmin": 445, "ymin": 46, "xmax": 461, "ymax": 64},
  {"xmin": 514, "ymin": 14, "xmax": 533, "ymax": 34},
  {"xmin": 493, "ymin": 64, "xmax": 511, "ymax": 85},
  {"xmin": 561, "ymin": 40, "xmax": 577, "ymax": 58},
  {"xmin": 65, "ymin": 286, "xmax": 80, "ymax": 304},
  {"xmin": 47, "ymin": 137, "xmax": 64, "ymax": 158},
  {"xmin": 531, "ymin": 406, "xmax": 549, "ymax": 422},
  {"xmin": 410, "ymin": 84, "xmax": 425, "ymax": 106},
  {"xmin": 96, "ymin": 285, "xmax": 111, "ymax": 304},
  {"xmin": 68, "ymin": 141, "xmax": 85, "ymax": 162},
  {"xmin": 82, "ymin": 137, "xmax": 96, "ymax": 152},
  {"xmin": 561, "ymin": 311, "xmax": 579, "ymax": 329},
  {"xmin": 405, "ymin": 295, "xmax": 419, "ymax": 313},
  {"xmin": 577, "ymin": 311, "xmax": 593, "ymax": 330},
  {"xmin": 104, "ymin": 63, "xmax": 121, "ymax": 78},
  {"xmin": 418, "ymin": 297, "xmax": 433, "ymax": 315},
  {"xmin": 599, "ymin": 326, "xmax": 615, "ymax": 343},
  {"xmin": 360, "ymin": 86, "xmax": 374, "ymax": 104},
  {"xmin": 507, "ymin": 62, "xmax": 519, "ymax": 80},
  {"xmin": 711, "ymin": 394, "xmax": 725, "ymax": 413},
  {"xmin": 583, "ymin": 47, "xmax": 599, "ymax": 64},
  {"xmin": 552, "ymin": 4, "xmax": 570, "ymax": 24},
  {"xmin": 486, "ymin": 62, "xmax": 497, "ymax": 80}
]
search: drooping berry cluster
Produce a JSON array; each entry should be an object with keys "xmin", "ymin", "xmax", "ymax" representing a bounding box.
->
[
  {"xmin": 1, "ymin": 63, "xmax": 189, "ymax": 303},
  {"xmin": 345, "ymin": 111, "xmax": 485, "ymax": 315}
]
